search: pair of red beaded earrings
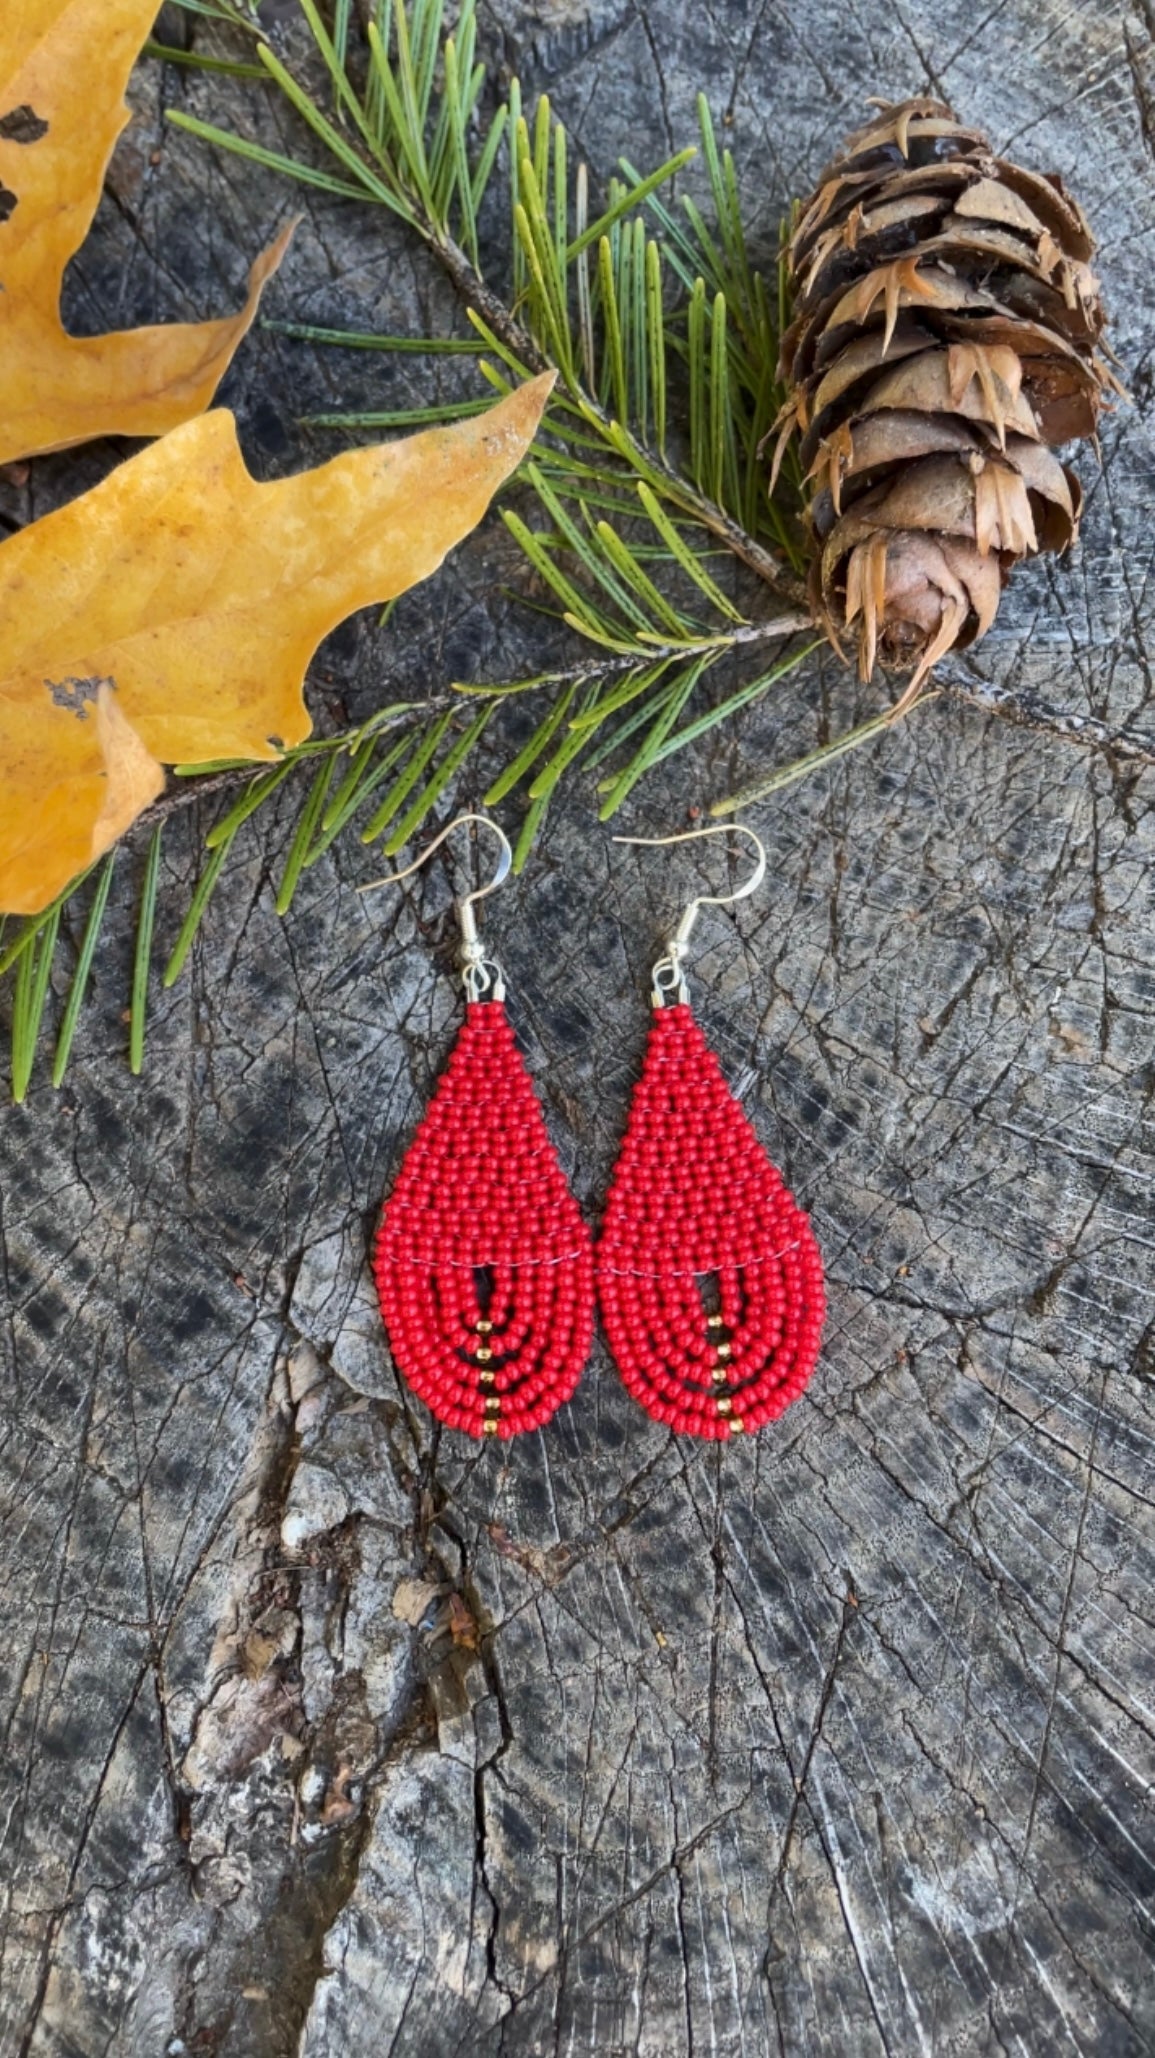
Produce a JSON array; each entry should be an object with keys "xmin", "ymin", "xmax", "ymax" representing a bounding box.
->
[{"xmin": 366, "ymin": 815, "xmax": 824, "ymax": 1442}]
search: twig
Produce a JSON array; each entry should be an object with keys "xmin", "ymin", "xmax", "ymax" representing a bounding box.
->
[
  {"xmin": 935, "ymin": 665, "xmax": 1155, "ymax": 765},
  {"xmin": 134, "ymin": 763, "xmax": 290, "ymax": 827}
]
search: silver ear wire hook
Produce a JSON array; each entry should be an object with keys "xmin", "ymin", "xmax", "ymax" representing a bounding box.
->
[
  {"xmin": 613, "ymin": 823, "xmax": 767, "ymax": 1005},
  {"xmin": 359, "ymin": 812, "xmax": 512, "ymax": 1001}
]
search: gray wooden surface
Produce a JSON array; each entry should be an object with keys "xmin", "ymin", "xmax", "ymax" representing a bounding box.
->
[{"xmin": 2, "ymin": 1, "xmax": 1154, "ymax": 2052}]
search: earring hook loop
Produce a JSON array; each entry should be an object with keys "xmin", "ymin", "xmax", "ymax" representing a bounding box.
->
[
  {"xmin": 613, "ymin": 823, "xmax": 767, "ymax": 1005},
  {"xmin": 359, "ymin": 812, "xmax": 512, "ymax": 1000}
]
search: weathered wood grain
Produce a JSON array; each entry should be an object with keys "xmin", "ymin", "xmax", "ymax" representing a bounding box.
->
[{"xmin": 1, "ymin": 1, "xmax": 1154, "ymax": 2052}]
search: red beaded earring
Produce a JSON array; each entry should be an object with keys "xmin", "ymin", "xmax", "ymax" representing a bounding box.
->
[
  {"xmin": 598, "ymin": 826, "xmax": 825, "ymax": 1439},
  {"xmin": 361, "ymin": 815, "xmax": 594, "ymax": 1439}
]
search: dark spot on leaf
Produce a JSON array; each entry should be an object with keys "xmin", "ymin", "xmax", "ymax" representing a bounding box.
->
[
  {"xmin": 45, "ymin": 673, "xmax": 115, "ymax": 714},
  {"xmin": 0, "ymin": 105, "xmax": 49, "ymax": 144},
  {"xmin": 267, "ymin": 735, "xmax": 284, "ymax": 750},
  {"xmin": 0, "ymin": 184, "xmax": 16, "ymax": 224}
]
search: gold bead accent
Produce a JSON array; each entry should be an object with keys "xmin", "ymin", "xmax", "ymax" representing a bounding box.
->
[
  {"xmin": 479, "ymin": 1369, "xmax": 496, "ymax": 1388},
  {"xmin": 484, "ymin": 1396, "xmax": 500, "ymax": 1413},
  {"xmin": 730, "ymin": 1419, "xmax": 745, "ymax": 1435},
  {"xmin": 476, "ymin": 1320, "xmax": 493, "ymax": 1334},
  {"xmin": 476, "ymin": 1345, "xmax": 493, "ymax": 1363},
  {"xmin": 711, "ymin": 1366, "xmax": 727, "ymax": 1385},
  {"xmin": 716, "ymin": 1396, "xmax": 733, "ymax": 1416},
  {"xmin": 482, "ymin": 1419, "xmax": 498, "ymax": 1436},
  {"xmin": 715, "ymin": 1341, "xmax": 732, "ymax": 1361},
  {"xmin": 707, "ymin": 1314, "xmax": 724, "ymax": 1329}
]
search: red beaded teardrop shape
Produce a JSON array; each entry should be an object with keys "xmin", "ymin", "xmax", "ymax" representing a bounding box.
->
[
  {"xmin": 373, "ymin": 1000, "xmax": 594, "ymax": 1438},
  {"xmin": 598, "ymin": 1004, "xmax": 825, "ymax": 1438}
]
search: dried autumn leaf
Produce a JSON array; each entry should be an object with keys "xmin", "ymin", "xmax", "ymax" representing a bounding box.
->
[
  {"xmin": 0, "ymin": 0, "xmax": 293, "ymax": 464},
  {"xmin": 0, "ymin": 374, "xmax": 555, "ymax": 914}
]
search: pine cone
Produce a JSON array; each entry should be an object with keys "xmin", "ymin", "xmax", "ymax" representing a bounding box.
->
[{"xmin": 776, "ymin": 97, "xmax": 1122, "ymax": 700}]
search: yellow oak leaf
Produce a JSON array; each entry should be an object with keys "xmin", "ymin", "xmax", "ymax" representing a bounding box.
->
[
  {"xmin": 0, "ymin": 374, "xmax": 555, "ymax": 914},
  {"xmin": 0, "ymin": 0, "xmax": 293, "ymax": 463}
]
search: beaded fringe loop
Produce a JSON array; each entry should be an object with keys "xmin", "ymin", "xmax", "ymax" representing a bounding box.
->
[
  {"xmin": 373, "ymin": 1000, "xmax": 595, "ymax": 1438},
  {"xmin": 598, "ymin": 1006, "xmax": 825, "ymax": 1438}
]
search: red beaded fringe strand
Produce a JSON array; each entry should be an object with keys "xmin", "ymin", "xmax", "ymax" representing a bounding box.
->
[
  {"xmin": 373, "ymin": 1000, "xmax": 595, "ymax": 1438},
  {"xmin": 597, "ymin": 1005, "xmax": 825, "ymax": 1438}
]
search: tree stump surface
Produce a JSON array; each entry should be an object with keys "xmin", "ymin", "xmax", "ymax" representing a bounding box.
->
[{"xmin": 2, "ymin": 3, "xmax": 1154, "ymax": 2052}]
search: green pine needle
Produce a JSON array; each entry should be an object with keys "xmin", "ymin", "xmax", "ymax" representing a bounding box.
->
[
  {"xmin": 145, "ymin": 40, "xmax": 267, "ymax": 78},
  {"xmin": 52, "ymin": 857, "xmax": 117, "ymax": 1086},
  {"xmin": 301, "ymin": 398, "xmax": 494, "ymax": 428},
  {"xmin": 361, "ymin": 714, "xmax": 453, "ymax": 843},
  {"xmin": 10, "ymin": 909, "xmax": 61, "ymax": 1104},
  {"xmin": 264, "ymin": 321, "xmax": 479, "ymax": 352},
  {"xmin": 206, "ymin": 762, "xmax": 296, "ymax": 848},
  {"xmin": 710, "ymin": 705, "xmax": 920, "ymax": 814},
  {"xmin": 276, "ymin": 758, "xmax": 336, "ymax": 914},
  {"xmin": 163, "ymin": 833, "xmax": 237, "ymax": 987},
  {"xmin": 484, "ymin": 689, "xmax": 576, "ymax": 804},
  {"xmin": 382, "ymin": 706, "xmax": 493, "ymax": 855}
]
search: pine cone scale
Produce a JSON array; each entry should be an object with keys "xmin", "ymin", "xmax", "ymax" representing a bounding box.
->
[{"xmin": 781, "ymin": 94, "xmax": 1113, "ymax": 690}]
